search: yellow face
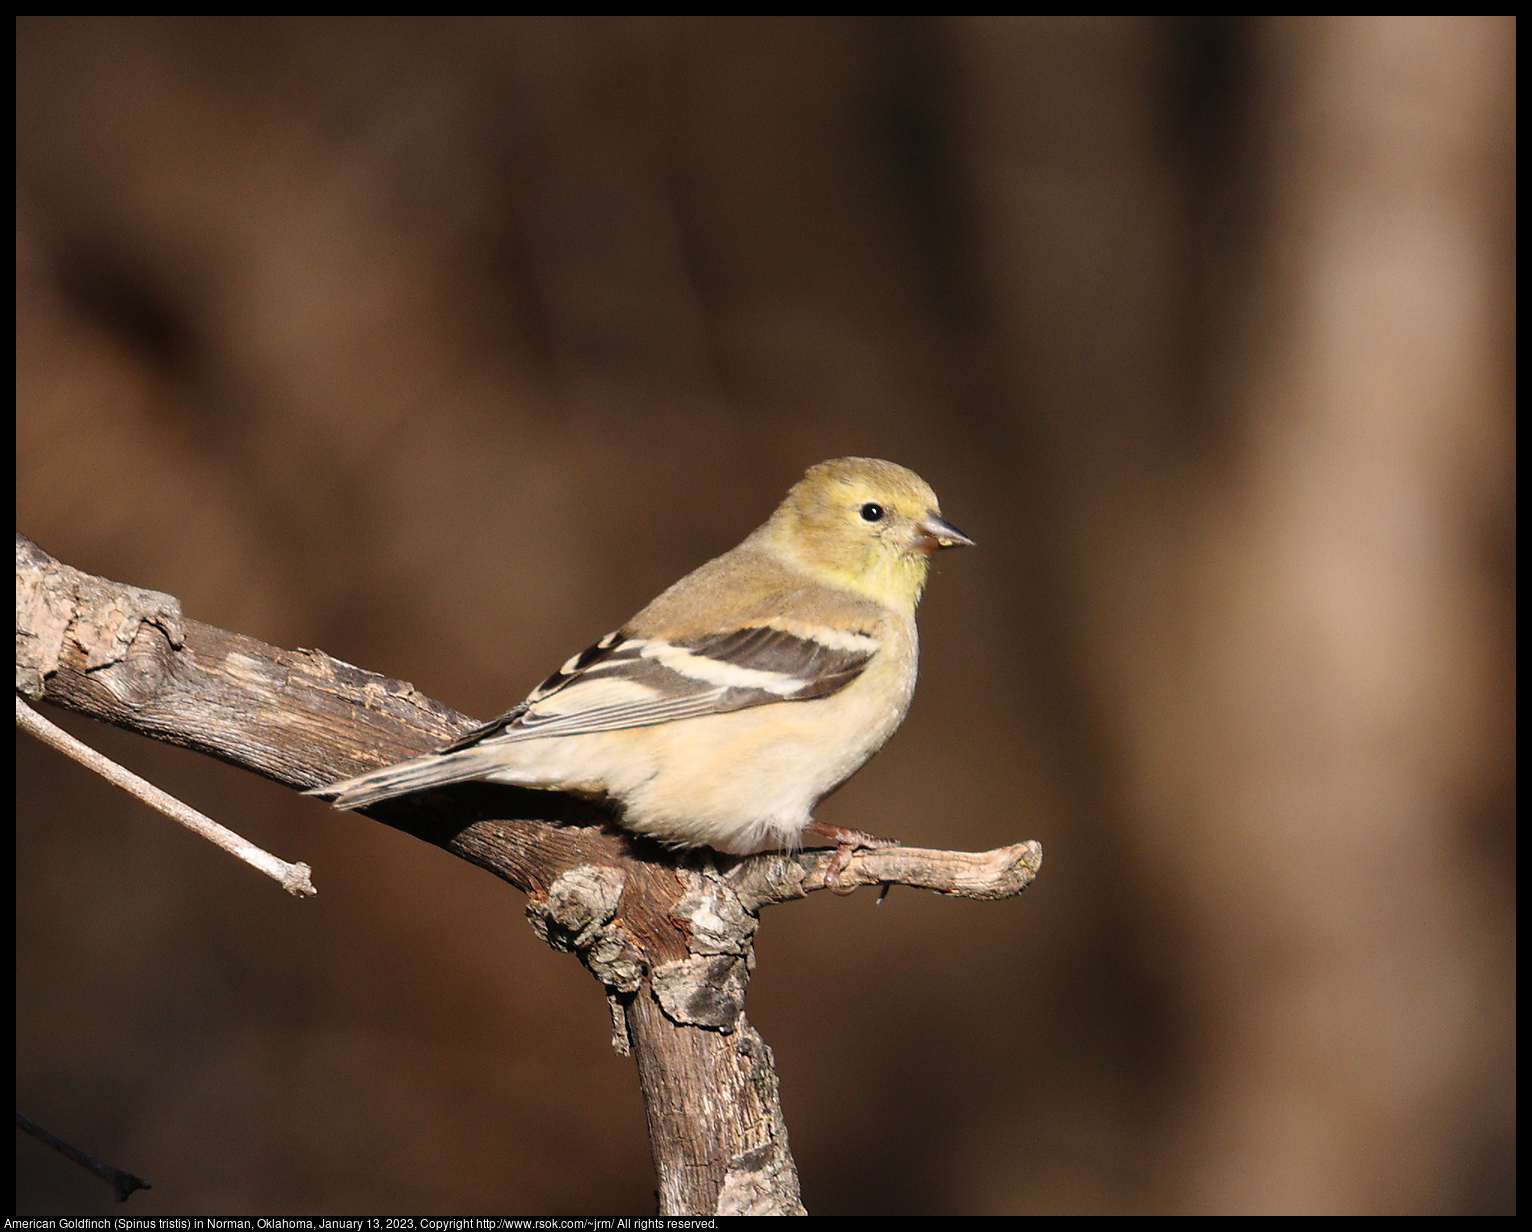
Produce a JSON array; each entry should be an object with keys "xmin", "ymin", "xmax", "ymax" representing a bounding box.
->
[{"xmin": 772, "ymin": 457, "xmax": 972, "ymax": 608}]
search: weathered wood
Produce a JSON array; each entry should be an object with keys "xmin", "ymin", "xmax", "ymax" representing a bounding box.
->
[{"xmin": 15, "ymin": 532, "xmax": 1041, "ymax": 1215}]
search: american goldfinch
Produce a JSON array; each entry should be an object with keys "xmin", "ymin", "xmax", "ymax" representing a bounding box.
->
[{"xmin": 312, "ymin": 457, "xmax": 972, "ymax": 882}]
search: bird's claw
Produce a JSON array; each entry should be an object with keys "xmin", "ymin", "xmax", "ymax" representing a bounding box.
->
[
  {"xmin": 806, "ymin": 822, "xmax": 899, "ymax": 895},
  {"xmin": 825, "ymin": 843, "xmax": 860, "ymax": 895}
]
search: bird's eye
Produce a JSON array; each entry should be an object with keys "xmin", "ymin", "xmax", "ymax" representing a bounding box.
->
[{"xmin": 859, "ymin": 502, "xmax": 884, "ymax": 523}]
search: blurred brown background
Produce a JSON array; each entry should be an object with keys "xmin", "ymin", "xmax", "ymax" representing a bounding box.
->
[{"xmin": 15, "ymin": 16, "xmax": 1514, "ymax": 1216}]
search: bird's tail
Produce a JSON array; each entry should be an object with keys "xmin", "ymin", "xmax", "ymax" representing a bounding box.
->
[{"xmin": 306, "ymin": 746, "xmax": 524, "ymax": 810}]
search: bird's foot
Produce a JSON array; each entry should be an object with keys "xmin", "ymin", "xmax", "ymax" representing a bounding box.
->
[{"xmin": 804, "ymin": 822, "xmax": 900, "ymax": 895}]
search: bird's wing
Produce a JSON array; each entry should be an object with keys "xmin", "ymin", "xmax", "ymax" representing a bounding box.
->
[{"xmin": 439, "ymin": 623, "xmax": 877, "ymax": 751}]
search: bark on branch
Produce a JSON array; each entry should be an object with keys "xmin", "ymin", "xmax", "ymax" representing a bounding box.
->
[{"xmin": 15, "ymin": 532, "xmax": 1042, "ymax": 1215}]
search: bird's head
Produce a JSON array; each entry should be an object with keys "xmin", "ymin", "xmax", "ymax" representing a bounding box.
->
[{"xmin": 762, "ymin": 457, "xmax": 973, "ymax": 609}]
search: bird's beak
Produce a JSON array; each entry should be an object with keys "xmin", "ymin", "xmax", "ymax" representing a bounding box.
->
[{"xmin": 915, "ymin": 511, "xmax": 975, "ymax": 553}]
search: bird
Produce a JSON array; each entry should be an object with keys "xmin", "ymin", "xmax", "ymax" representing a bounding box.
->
[{"xmin": 310, "ymin": 457, "xmax": 973, "ymax": 887}]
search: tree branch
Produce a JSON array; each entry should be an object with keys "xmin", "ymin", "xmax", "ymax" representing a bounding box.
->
[
  {"xmin": 15, "ymin": 532, "xmax": 1041, "ymax": 1214},
  {"xmin": 16, "ymin": 695, "xmax": 316, "ymax": 896},
  {"xmin": 16, "ymin": 1111, "xmax": 152, "ymax": 1203}
]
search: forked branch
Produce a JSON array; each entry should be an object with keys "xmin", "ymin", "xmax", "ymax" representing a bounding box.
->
[{"xmin": 15, "ymin": 533, "xmax": 1041, "ymax": 1215}]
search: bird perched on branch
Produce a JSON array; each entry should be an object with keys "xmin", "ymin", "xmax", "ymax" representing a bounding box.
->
[{"xmin": 311, "ymin": 457, "xmax": 973, "ymax": 886}]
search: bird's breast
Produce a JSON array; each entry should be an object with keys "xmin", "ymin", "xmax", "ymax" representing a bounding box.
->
[{"xmin": 599, "ymin": 624, "xmax": 919, "ymax": 853}]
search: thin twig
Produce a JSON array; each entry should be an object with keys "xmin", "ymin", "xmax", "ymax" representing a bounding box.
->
[
  {"xmin": 726, "ymin": 839, "xmax": 1043, "ymax": 911},
  {"xmin": 15, "ymin": 696, "xmax": 317, "ymax": 897},
  {"xmin": 805, "ymin": 839, "xmax": 1044, "ymax": 900},
  {"xmin": 16, "ymin": 1111, "xmax": 152, "ymax": 1202}
]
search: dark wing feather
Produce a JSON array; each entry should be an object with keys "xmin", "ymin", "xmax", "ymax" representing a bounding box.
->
[
  {"xmin": 438, "ymin": 629, "xmax": 626, "ymax": 751},
  {"xmin": 440, "ymin": 624, "xmax": 876, "ymax": 751}
]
